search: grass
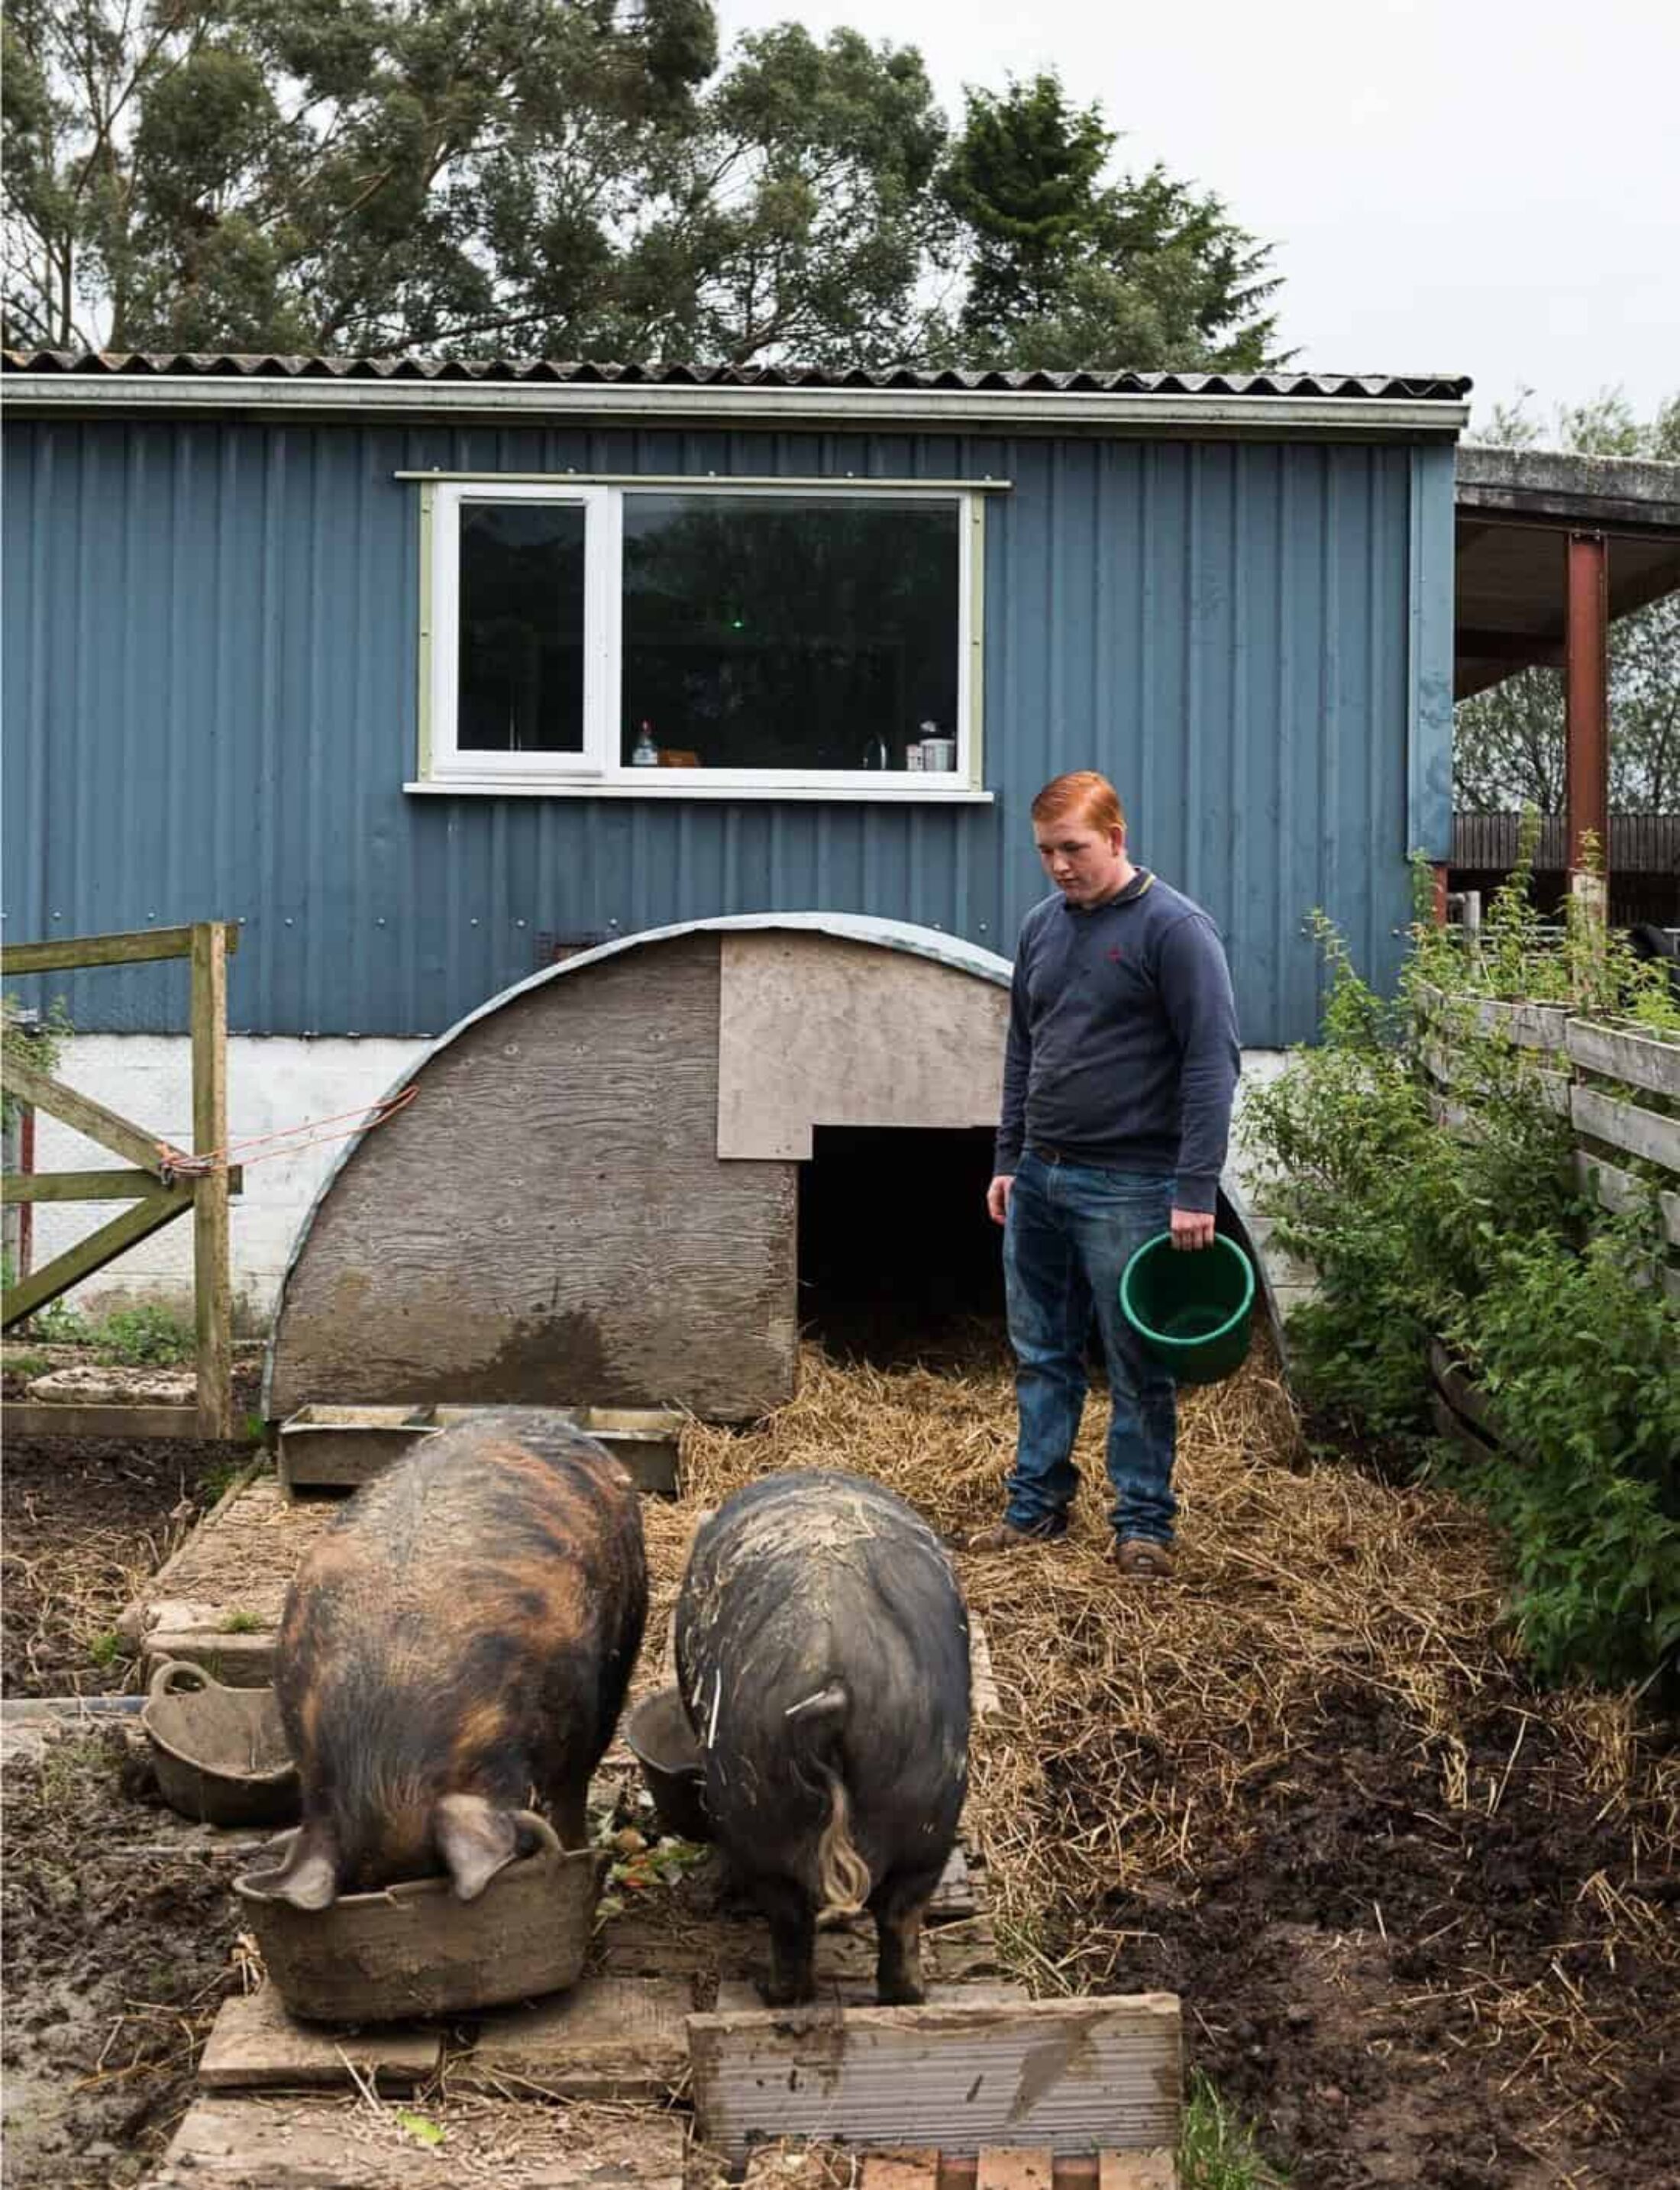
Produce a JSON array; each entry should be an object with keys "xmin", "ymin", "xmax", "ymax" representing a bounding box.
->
[
  {"xmin": 4, "ymin": 1352, "xmax": 49, "ymax": 1378},
  {"xmin": 1180, "ymin": 2072, "xmax": 1290, "ymax": 2188},
  {"xmin": 86, "ymin": 1630, "xmax": 125, "ymax": 1668},
  {"xmin": 219, "ymin": 1608, "xmax": 263, "ymax": 1634}
]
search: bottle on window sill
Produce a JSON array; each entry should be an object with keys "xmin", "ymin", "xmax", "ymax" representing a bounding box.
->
[
  {"xmin": 632, "ymin": 721, "xmax": 659, "ymax": 767},
  {"xmin": 861, "ymin": 733, "xmax": 890, "ymax": 770}
]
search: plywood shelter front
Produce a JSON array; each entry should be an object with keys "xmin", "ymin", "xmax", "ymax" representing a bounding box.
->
[{"xmin": 264, "ymin": 919, "xmax": 1013, "ymax": 1422}]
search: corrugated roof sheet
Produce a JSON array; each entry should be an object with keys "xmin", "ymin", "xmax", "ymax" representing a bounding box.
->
[{"xmin": 2, "ymin": 350, "xmax": 1472, "ymax": 401}]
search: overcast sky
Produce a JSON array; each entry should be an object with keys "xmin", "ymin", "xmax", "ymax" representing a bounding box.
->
[{"xmin": 719, "ymin": 0, "xmax": 1679, "ymax": 434}]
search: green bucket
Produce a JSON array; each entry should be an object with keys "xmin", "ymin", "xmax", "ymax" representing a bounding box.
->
[{"xmin": 1119, "ymin": 1232, "xmax": 1256, "ymax": 1386}]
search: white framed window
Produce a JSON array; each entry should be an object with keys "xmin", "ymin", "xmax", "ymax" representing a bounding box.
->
[{"xmin": 414, "ymin": 481, "xmax": 989, "ymax": 799}]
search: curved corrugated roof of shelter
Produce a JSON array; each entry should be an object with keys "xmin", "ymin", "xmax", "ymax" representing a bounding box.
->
[
  {"xmin": 258, "ymin": 913, "xmax": 1013, "ymax": 1415},
  {"xmin": 2, "ymin": 350, "xmax": 1472, "ymax": 402}
]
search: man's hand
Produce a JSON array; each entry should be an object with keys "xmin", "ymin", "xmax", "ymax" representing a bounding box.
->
[
  {"xmin": 1170, "ymin": 1206, "xmax": 1216, "ymax": 1251},
  {"xmin": 987, "ymin": 1174, "xmax": 1015, "ymax": 1226}
]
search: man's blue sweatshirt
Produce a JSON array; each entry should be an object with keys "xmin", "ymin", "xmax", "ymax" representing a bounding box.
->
[{"xmin": 994, "ymin": 871, "xmax": 1241, "ymax": 1214}]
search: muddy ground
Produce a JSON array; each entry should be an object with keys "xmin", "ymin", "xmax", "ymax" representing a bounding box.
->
[
  {"xmin": 1094, "ymin": 1680, "xmax": 1680, "ymax": 2189},
  {"xmin": 2, "ymin": 1425, "xmax": 254, "ymax": 1700},
  {"xmin": 4, "ymin": 1371, "xmax": 1678, "ymax": 2190},
  {"xmin": 2, "ymin": 1729, "xmax": 247, "ymax": 2188}
]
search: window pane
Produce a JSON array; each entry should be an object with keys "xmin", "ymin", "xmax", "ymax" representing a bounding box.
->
[
  {"xmin": 457, "ymin": 502, "xmax": 586, "ymax": 752},
  {"xmin": 621, "ymin": 496, "xmax": 959, "ymax": 770}
]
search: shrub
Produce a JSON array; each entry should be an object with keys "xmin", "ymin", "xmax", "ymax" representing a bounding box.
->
[
  {"xmin": 1242, "ymin": 896, "xmax": 1680, "ymax": 1691},
  {"xmin": 93, "ymin": 1303, "xmax": 195, "ymax": 1368}
]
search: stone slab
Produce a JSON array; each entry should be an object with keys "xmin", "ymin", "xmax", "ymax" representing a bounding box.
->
[
  {"xmin": 198, "ymin": 1988, "xmax": 441, "ymax": 2092},
  {"xmin": 147, "ymin": 2097, "xmax": 684, "ymax": 2187}
]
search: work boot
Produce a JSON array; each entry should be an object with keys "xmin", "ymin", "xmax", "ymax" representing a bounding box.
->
[
  {"xmin": 1113, "ymin": 1536, "xmax": 1174, "ymax": 1581},
  {"xmin": 957, "ymin": 1518, "xmax": 1063, "ymax": 1554}
]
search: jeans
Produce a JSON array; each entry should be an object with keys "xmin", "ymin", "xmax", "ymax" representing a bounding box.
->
[{"xmin": 1001, "ymin": 1151, "xmax": 1178, "ymax": 1546}]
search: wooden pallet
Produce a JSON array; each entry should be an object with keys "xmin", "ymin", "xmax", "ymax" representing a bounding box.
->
[
  {"xmin": 690, "ymin": 1995, "xmax": 1182, "ymax": 2166},
  {"xmin": 848, "ymin": 2156, "xmax": 1176, "ymax": 2188},
  {"xmin": 277, "ymin": 1402, "xmax": 683, "ymax": 1497}
]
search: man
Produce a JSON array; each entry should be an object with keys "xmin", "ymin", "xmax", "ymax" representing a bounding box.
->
[{"xmin": 968, "ymin": 770, "xmax": 1240, "ymax": 1580}]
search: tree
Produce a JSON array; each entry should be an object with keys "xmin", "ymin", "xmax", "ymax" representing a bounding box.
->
[
  {"xmin": 603, "ymin": 25, "xmax": 948, "ymax": 367},
  {"xmin": 2, "ymin": 0, "xmax": 719, "ymax": 354},
  {"xmin": 939, "ymin": 72, "xmax": 1280, "ymax": 371},
  {"xmin": 2, "ymin": 11, "xmax": 1279, "ymax": 373},
  {"xmin": 1455, "ymin": 392, "xmax": 1680, "ymax": 816}
]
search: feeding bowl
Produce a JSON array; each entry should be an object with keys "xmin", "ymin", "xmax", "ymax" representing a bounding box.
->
[
  {"xmin": 1119, "ymin": 1230, "xmax": 1256, "ymax": 1386},
  {"xmin": 624, "ymin": 1687, "xmax": 712, "ymax": 1843},
  {"xmin": 234, "ymin": 1810, "xmax": 607, "ymax": 2024},
  {"xmin": 141, "ymin": 1659, "xmax": 300, "ymax": 1829}
]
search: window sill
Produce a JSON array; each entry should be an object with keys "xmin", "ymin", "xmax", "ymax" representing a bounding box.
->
[{"xmin": 405, "ymin": 777, "xmax": 995, "ymax": 803}]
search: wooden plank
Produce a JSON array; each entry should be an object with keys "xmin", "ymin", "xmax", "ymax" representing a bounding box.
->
[
  {"xmin": 278, "ymin": 1404, "xmax": 681, "ymax": 1497},
  {"xmin": 3, "ymin": 1402, "xmax": 208, "ymax": 1441},
  {"xmin": 687, "ymin": 1995, "xmax": 1182, "ymax": 2165},
  {"xmin": 149, "ymin": 2098, "xmax": 683, "ymax": 2188},
  {"xmin": 927, "ymin": 1845, "xmax": 977, "ymax": 1921},
  {"xmin": 1572, "ymin": 1083, "xmax": 1680, "ymax": 1174},
  {"xmin": 198, "ymin": 1988, "xmax": 441, "ymax": 2091},
  {"xmin": 2, "ymin": 923, "xmax": 239, "ymax": 974},
  {"xmin": 716, "ymin": 929, "xmax": 1010, "ymax": 1159},
  {"xmin": 2, "ymin": 1187, "xmax": 195, "ymax": 1328},
  {"xmin": 139, "ymin": 1629, "xmax": 276, "ymax": 1686},
  {"xmin": 1415, "ymin": 986, "xmax": 1570, "ymax": 1051},
  {"xmin": 1573, "ymin": 1152, "xmax": 1680, "ymax": 1245},
  {"xmin": 1566, "ymin": 1017, "xmax": 1680, "ymax": 1099},
  {"xmin": 977, "ymin": 2152, "xmax": 1055, "ymax": 2190},
  {"xmin": 1099, "ymin": 2156, "xmax": 1179, "ymax": 2190},
  {"xmin": 715, "ymin": 1982, "xmax": 1030, "ymax": 2015},
  {"xmin": 267, "ymin": 932, "xmax": 797, "ymax": 1424},
  {"xmin": 0, "ymin": 1052, "xmax": 179, "ymax": 1173},
  {"xmin": 463, "ymin": 1975, "xmax": 690, "ymax": 2101},
  {"xmin": 860, "ymin": 2153, "xmax": 941, "ymax": 2190},
  {"xmin": 192, "ymin": 922, "xmax": 234, "ymax": 1440},
  {"xmin": 3, "ymin": 1165, "xmax": 241, "ymax": 1203},
  {"xmin": 1430, "ymin": 1392, "xmax": 1501, "ymax": 1463}
]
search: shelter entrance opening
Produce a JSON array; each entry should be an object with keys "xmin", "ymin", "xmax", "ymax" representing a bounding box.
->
[{"xmin": 796, "ymin": 1126, "xmax": 1005, "ymax": 1364}]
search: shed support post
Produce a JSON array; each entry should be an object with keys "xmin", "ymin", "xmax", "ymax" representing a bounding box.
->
[{"xmin": 1565, "ymin": 530, "xmax": 1609, "ymax": 913}]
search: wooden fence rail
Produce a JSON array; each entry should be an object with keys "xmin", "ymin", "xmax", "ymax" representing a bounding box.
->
[
  {"xmin": 1420, "ymin": 993, "xmax": 1679, "ymax": 1456},
  {"xmin": 2, "ymin": 922, "xmax": 241, "ymax": 1439}
]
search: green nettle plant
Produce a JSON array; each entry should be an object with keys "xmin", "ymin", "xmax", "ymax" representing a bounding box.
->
[{"xmin": 1242, "ymin": 889, "xmax": 1679, "ymax": 1690}]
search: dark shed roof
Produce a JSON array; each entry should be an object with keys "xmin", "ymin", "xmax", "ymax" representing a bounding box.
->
[{"xmin": 2, "ymin": 350, "xmax": 1472, "ymax": 400}]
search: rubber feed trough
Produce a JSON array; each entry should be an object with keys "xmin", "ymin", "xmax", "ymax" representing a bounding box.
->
[
  {"xmin": 234, "ymin": 1813, "xmax": 606, "ymax": 2023},
  {"xmin": 1119, "ymin": 1231, "xmax": 1255, "ymax": 1385},
  {"xmin": 141, "ymin": 1660, "xmax": 300, "ymax": 1829},
  {"xmin": 625, "ymin": 1685, "xmax": 712, "ymax": 1843}
]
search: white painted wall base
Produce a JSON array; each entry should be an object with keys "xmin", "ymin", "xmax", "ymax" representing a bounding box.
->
[
  {"xmin": 22, "ymin": 1036, "xmax": 425, "ymax": 1329},
  {"xmin": 15, "ymin": 1035, "xmax": 1296, "ymax": 1332}
]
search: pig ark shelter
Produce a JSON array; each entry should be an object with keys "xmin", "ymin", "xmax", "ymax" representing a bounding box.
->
[{"xmin": 2, "ymin": 355, "xmax": 1470, "ymax": 1391}]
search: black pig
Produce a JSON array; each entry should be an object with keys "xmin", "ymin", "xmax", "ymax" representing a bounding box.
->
[
  {"xmin": 265, "ymin": 1410, "xmax": 646, "ymax": 1908},
  {"xmin": 674, "ymin": 1469, "xmax": 970, "ymax": 2005}
]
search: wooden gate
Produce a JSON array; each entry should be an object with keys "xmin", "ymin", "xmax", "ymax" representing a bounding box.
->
[{"xmin": 2, "ymin": 923, "xmax": 240, "ymax": 1439}]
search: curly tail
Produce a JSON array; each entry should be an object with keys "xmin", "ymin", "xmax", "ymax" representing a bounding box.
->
[{"xmin": 786, "ymin": 1681, "xmax": 871, "ymax": 1922}]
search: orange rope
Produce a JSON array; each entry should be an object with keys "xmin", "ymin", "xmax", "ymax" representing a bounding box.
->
[{"xmin": 157, "ymin": 1084, "xmax": 418, "ymax": 1179}]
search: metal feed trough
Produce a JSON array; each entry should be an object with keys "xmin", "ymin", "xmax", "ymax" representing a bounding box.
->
[{"xmin": 277, "ymin": 1403, "xmax": 683, "ymax": 1498}]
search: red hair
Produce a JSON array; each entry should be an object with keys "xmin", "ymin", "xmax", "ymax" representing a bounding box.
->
[{"xmin": 1029, "ymin": 771, "xmax": 1126, "ymax": 835}]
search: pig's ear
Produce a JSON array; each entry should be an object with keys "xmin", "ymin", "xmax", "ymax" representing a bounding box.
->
[
  {"xmin": 264, "ymin": 1822, "xmax": 341, "ymax": 1911},
  {"xmin": 435, "ymin": 1794, "xmax": 522, "ymax": 1902}
]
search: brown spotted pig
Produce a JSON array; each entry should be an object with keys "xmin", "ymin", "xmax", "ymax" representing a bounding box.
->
[{"xmin": 264, "ymin": 1410, "xmax": 646, "ymax": 1908}]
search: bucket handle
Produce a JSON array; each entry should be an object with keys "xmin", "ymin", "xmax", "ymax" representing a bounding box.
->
[{"xmin": 148, "ymin": 1658, "xmax": 215, "ymax": 1704}]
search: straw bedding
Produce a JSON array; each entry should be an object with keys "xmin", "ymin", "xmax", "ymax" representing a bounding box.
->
[{"xmin": 657, "ymin": 1334, "xmax": 1679, "ymax": 2179}]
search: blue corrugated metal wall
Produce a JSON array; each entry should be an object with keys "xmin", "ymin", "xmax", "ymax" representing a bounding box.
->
[{"xmin": 2, "ymin": 416, "xmax": 1455, "ymax": 1044}]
